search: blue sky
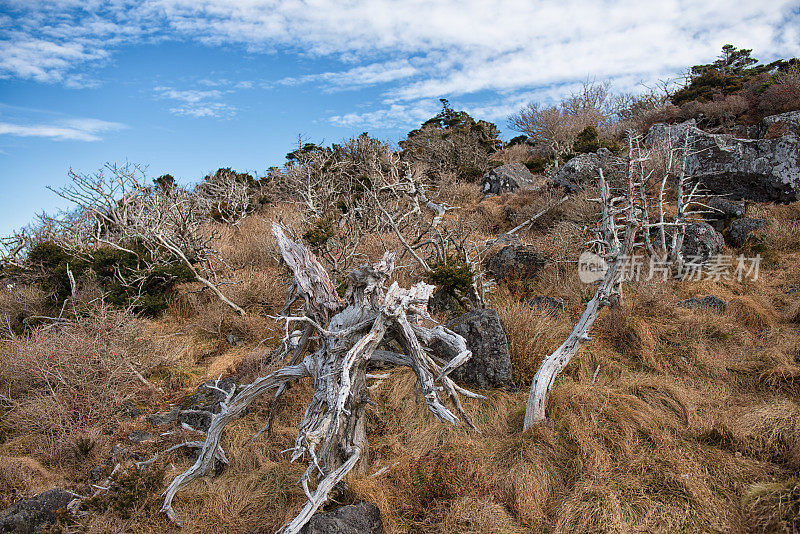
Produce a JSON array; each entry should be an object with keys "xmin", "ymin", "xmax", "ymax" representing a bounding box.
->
[{"xmin": 1, "ymin": 0, "xmax": 799, "ymax": 236}]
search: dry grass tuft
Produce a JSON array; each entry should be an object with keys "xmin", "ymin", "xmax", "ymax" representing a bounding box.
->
[
  {"xmin": 743, "ymin": 479, "xmax": 800, "ymax": 534},
  {"xmin": 0, "ymin": 456, "xmax": 56, "ymax": 508},
  {"xmin": 731, "ymin": 400, "xmax": 800, "ymax": 469},
  {"xmin": 726, "ymin": 296, "xmax": 779, "ymax": 331}
]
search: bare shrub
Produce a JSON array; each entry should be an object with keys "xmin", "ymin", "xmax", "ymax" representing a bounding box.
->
[
  {"xmin": 509, "ymin": 82, "xmax": 614, "ymax": 167},
  {"xmin": 0, "ymin": 284, "xmax": 48, "ymax": 337},
  {"xmin": 0, "ymin": 305, "xmax": 172, "ymax": 461}
]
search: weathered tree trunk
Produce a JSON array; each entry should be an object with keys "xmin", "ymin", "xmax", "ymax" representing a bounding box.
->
[
  {"xmin": 523, "ymin": 262, "xmax": 619, "ymax": 428},
  {"xmin": 161, "ymin": 223, "xmax": 482, "ymax": 533},
  {"xmin": 524, "ymin": 165, "xmax": 638, "ymax": 429}
]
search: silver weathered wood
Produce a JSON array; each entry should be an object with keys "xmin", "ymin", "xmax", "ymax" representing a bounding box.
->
[{"xmin": 162, "ymin": 223, "xmax": 480, "ymax": 533}]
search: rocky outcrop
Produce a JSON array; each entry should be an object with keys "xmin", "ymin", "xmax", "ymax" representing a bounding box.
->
[
  {"xmin": 727, "ymin": 217, "xmax": 766, "ymax": 248},
  {"xmin": 551, "ymin": 148, "xmax": 622, "ymax": 191},
  {"xmin": 653, "ymin": 222, "xmax": 724, "ymax": 263},
  {"xmin": 686, "ymin": 130, "xmax": 800, "ymax": 202},
  {"xmin": 644, "ymin": 119, "xmax": 697, "ymax": 146},
  {"xmin": 1, "ymin": 489, "xmax": 77, "ymax": 534},
  {"xmin": 679, "ymin": 295, "xmax": 728, "ymax": 312},
  {"xmin": 301, "ymin": 502, "xmax": 382, "ymax": 534},
  {"xmin": 443, "ymin": 308, "xmax": 512, "ymax": 389},
  {"xmin": 485, "ymin": 244, "xmax": 546, "ymax": 283},
  {"xmin": 645, "ymin": 120, "xmax": 800, "ymax": 203},
  {"xmin": 480, "ymin": 163, "xmax": 535, "ymax": 196},
  {"xmin": 428, "ymin": 287, "xmax": 469, "ymax": 319},
  {"xmin": 705, "ymin": 197, "xmax": 746, "ymax": 232},
  {"xmin": 682, "ymin": 222, "xmax": 725, "ymax": 263},
  {"xmin": 707, "ymin": 197, "xmax": 746, "ymax": 220},
  {"xmin": 759, "ymin": 110, "xmax": 800, "ymax": 138}
]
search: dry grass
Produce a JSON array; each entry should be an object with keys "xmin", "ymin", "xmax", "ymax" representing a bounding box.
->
[
  {"xmin": 3, "ymin": 196, "xmax": 800, "ymax": 534},
  {"xmin": 0, "ymin": 305, "xmax": 174, "ymax": 463},
  {"xmin": 0, "ymin": 456, "xmax": 57, "ymax": 508},
  {"xmin": 743, "ymin": 479, "xmax": 800, "ymax": 533}
]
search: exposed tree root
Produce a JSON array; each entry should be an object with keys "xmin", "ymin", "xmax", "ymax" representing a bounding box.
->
[{"xmin": 161, "ymin": 223, "xmax": 482, "ymax": 533}]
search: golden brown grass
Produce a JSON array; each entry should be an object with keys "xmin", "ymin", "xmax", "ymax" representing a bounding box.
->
[{"xmin": 3, "ymin": 196, "xmax": 800, "ymax": 534}]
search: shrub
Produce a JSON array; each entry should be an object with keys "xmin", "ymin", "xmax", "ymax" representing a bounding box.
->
[
  {"xmin": 84, "ymin": 466, "xmax": 165, "ymax": 519},
  {"xmin": 0, "ymin": 305, "xmax": 170, "ymax": 461},
  {"xmin": 8, "ymin": 241, "xmax": 194, "ymax": 318},
  {"xmin": 524, "ymin": 156, "xmax": 551, "ymax": 174},
  {"xmin": 303, "ymin": 218, "xmax": 335, "ymax": 248},
  {"xmin": 428, "ymin": 261, "xmax": 474, "ymax": 296}
]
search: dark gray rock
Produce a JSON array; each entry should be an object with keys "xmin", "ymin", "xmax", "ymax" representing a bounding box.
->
[
  {"xmin": 646, "ymin": 121, "xmax": 800, "ymax": 203},
  {"xmin": 727, "ymin": 217, "xmax": 766, "ymax": 248},
  {"xmin": 705, "ymin": 197, "xmax": 747, "ymax": 232},
  {"xmin": 145, "ymin": 409, "xmax": 178, "ymax": 427},
  {"xmin": 0, "ymin": 488, "xmax": 77, "ymax": 534},
  {"xmin": 644, "ymin": 119, "xmax": 697, "ymax": 146},
  {"xmin": 110, "ymin": 444, "xmax": 131, "ymax": 459},
  {"xmin": 127, "ymin": 430, "xmax": 153, "ymax": 443},
  {"xmin": 759, "ymin": 110, "xmax": 800, "ymax": 138},
  {"xmin": 527, "ymin": 296, "xmax": 564, "ymax": 317},
  {"xmin": 443, "ymin": 308, "xmax": 512, "ymax": 389},
  {"xmin": 301, "ymin": 502, "xmax": 382, "ymax": 534},
  {"xmin": 179, "ymin": 378, "xmax": 237, "ymax": 431},
  {"xmin": 108, "ymin": 444, "xmax": 143, "ymax": 463},
  {"xmin": 679, "ymin": 295, "xmax": 728, "ymax": 312},
  {"xmin": 551, "ymin": 149, "xmax": 622, "ymax": 192},
  {"xmin": 706, "ymin": 197, "xmax": 746, "ymax": 220},
  {"xmin": 485, "ymin": 244, "xmax": 546, "ymax": 283},
  {"xmin": 480, "ymin": 163, "xmax": 535, "ymax": 196},
  {"xmin": 682, "ymin": 222, "xmax": 725, "ymax": 263},
  {"xmin": 428, "ymin": 287, "xmax": 469, "ymax": 319},
  {"xmin": 116, "ymin": 400, "xmax": 142, "ymax": 419}
]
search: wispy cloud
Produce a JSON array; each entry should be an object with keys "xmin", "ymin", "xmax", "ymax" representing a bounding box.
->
[
  {"xmin": 0, "ymin": 117, "xmax": 127, "ymax": 141},
  {"xmin": 2, "ymin": 0, "xmax": 800, "ymax": 127},
  {"xmin": 271, "ymin": 59, "xmax": 419, "ymax": 91},
  {"xmin": 154, "ymin": 86, "xmax": 237, "ymax": 118}
]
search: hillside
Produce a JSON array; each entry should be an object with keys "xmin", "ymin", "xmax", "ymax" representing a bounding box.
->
[{"xmin": 1, "ymin": 47, "xmax": 800, "ymax": 534}]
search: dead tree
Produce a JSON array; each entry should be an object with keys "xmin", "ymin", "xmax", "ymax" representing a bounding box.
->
[
  {"xmin": 523, "ymin": 130, "xmax": 711, "ymax": 427},
  {"xmin": 161, "ymin": 223, "xmax": 482, "ymax": 533},
  {"xmin": 47, "ymin": 163, "xmax": 246, "ymax": 315},
  {"xmin": 524, "ymin": 165, "xmax": 639, "ymax": 428}
]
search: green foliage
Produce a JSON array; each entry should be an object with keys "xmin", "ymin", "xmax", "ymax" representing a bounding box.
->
[
  {"xmin": 572, "ymin": 126, "xmax": 621, "ymax": 154},
  {"xmin": 286, "ymin": 142, "xmax": 326, "ymax": 162},
  {"xmin": 672, "ymin": 69, "xmax": 746, "ymax": 105},
  {"xmin": 428, "ymin": 260, "xmax": 474, "ymax": 295},
  {"xmin": 691, "ymin": 44, "xmax": 759, "ymax": 77},
  {"xmin": 524, "ymin": 156, "xmax": 551, "ymax": 174},
  {"xmin": 303, "ymin": 218, "xmax": 335, "ymax": 248},
  {"xmin": 507, "ymin": 135, "xmax": 531, "ymax": 146},
  {"xmin": 19, "ymin": 241, "xmax": 194, "ymax": 317},
  {"xmin": 26, "ymin": 241, "xmax": 91, "ymax": 305},
  {"xmin": 153, "ymin": 174, "xmax": 175, "ymax": 192},
  {"xmin": 457, "ymin": 164, "xmax": 484, "ymax": 183},
  {"xmin": 400, "ymin": 99, "xmax": 502, "ymax": 179},
  {"xmin": 672, "ymin": 44, "xmax": 796, "ymax": 107}
]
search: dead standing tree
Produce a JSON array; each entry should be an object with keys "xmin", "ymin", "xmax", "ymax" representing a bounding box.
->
[
  {"xmin": 523, "ymin": 130, "xmax": 706, "ymax": 428},
  {"xmin": 162, "ymin": 223, "xmax": 483, "ymax": 533},
  {"xmin": 523, "ymin": 150, "xmax": 641, "ymax": 429}
]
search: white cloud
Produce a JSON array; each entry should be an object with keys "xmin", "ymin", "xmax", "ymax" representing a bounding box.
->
[
  {"xmin": 154, "ymin": 86, "xmax": 237, "ymax": 118},
  {"xmin": 0, "ymin": 117, "xmax": 127, "ymax": 141},
  {"xmin": 2, "ymin": 0, "xmax": 799, "ymax": 126}
]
